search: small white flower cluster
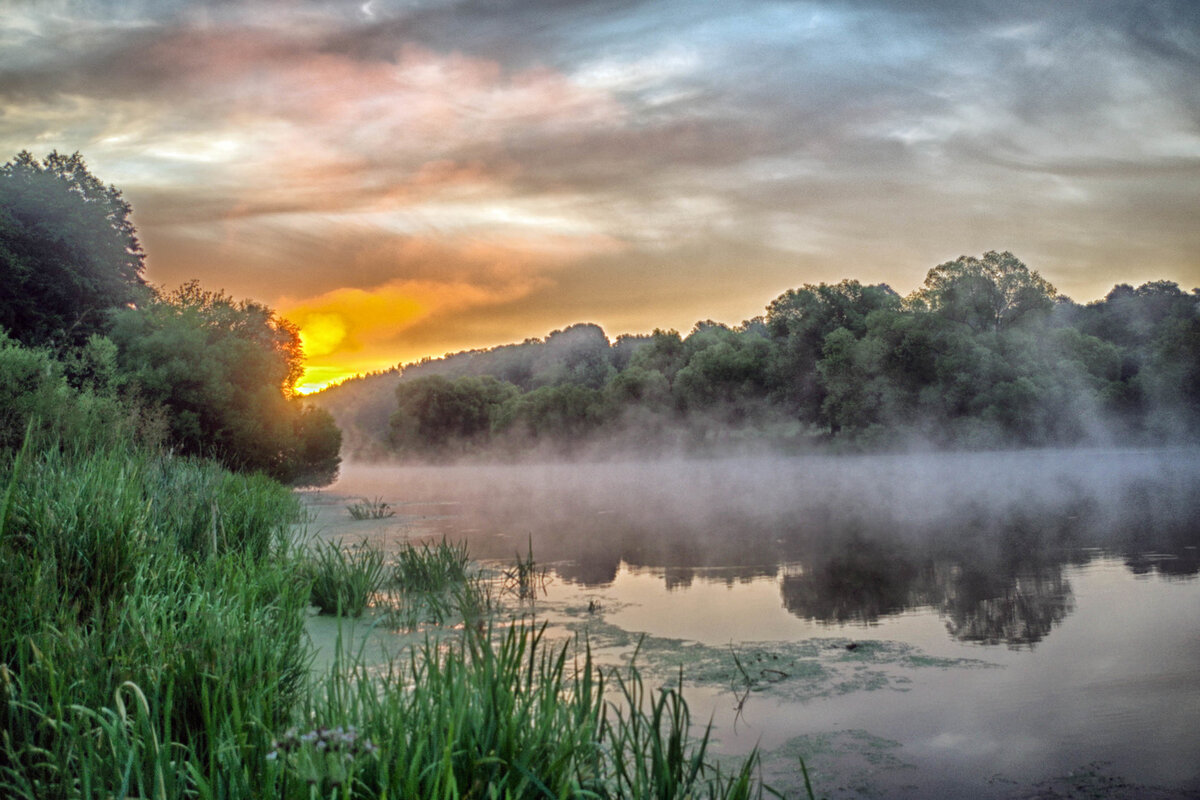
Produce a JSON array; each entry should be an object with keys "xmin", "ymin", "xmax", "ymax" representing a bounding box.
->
[{"xmin": 267, "ymin": 724, "xmax": 379, "ymax": 767}]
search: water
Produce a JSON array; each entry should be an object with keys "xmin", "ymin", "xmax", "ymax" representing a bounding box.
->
[{"xmin": 304, "ymin": 449, "xmax": 1200, "ymax": 798}]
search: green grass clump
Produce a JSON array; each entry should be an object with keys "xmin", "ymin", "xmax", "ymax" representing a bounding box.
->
[
  {"xmin": 288, "ymin": 621, "xmax": 771, "ymax": 800},
  {"xmin": 307, "ymin": 538, "xmax": 387, "ymax": 616},
  {"xmin": 346, "ymin": 496, "xmax": 396, "ymax": 520},
  {"xmin": 383, "ymin": 537, "xmax": 486, "ymax": 630},
  {"xmin": 0, "ymin": 437, "xmax": 312, "ymax": 799},
  {"xmin": 393, "ymin": 537, "xmax": 470, "ymax": 592}
]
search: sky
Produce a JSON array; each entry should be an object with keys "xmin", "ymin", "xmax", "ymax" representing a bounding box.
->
[{"xmin": 2, "ymin": 0, "xmax": 1198, "ymax": 392}]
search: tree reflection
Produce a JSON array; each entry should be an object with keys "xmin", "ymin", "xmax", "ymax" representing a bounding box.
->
[
  {"xmin": 941, "ymin": 568, "xmax": 1074, "ymax": 648},
  {"xmin": 778, "ymin": 524, "xmax": 1078, "ymax": 648},
  {"xmin": 780, "ymin": 535, "xmax": 920, "ymax": 624},
  {"xmin": 401, "ymin": 451, "xmax": 1200, "ymax": 644}
]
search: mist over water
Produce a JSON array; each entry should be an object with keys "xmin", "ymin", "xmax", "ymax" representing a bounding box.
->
[
  {"xmin": 330, "ymin": 447, "xmax": 1200, "ymax": 584},
  {"xmin": 314, "ymin": 447, "xmax": 1200, "ymax": 797}
]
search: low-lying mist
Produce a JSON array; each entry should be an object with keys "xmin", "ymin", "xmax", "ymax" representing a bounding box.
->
[
  {"xmin": 318, "ymin": 447, "xmax": 1200, "ymax": 648},
  {"xmin": 329, "ymin": 447, "xmax": 1198, "ymax": 567}
]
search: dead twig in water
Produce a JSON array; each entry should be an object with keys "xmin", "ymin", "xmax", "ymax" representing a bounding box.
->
[{"xmin": 729, "ymin": 645, "xmax": 753, "ymax": 734}]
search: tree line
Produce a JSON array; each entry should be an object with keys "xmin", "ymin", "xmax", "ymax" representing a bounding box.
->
[
  {"xmin": 0, "ymin": 151, "xmax": 341, "ymax": 484},
  {"xmin": 317, "ymin": 251, "xmax": 1199, "ymax": 458}
]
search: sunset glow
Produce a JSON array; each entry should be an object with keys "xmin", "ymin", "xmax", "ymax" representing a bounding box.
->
[{"xmin": 4, "ymin": 2, "xmax": 1197, "ymax": 384}]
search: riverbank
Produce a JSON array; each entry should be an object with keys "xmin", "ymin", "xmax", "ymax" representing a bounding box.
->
[{"xmin": 0, "ymin": 440, "xmax": 774, "ymax": 799}]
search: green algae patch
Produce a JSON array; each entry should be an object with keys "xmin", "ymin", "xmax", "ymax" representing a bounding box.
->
[{"xmin": 561, "ymin": 608, "xmax": 997, "ymax": 703}]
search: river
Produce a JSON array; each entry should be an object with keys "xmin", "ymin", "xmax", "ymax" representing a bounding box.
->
[{"xmin": 303, "ymin": 448, "xmax": 1200, "ymax": 799}]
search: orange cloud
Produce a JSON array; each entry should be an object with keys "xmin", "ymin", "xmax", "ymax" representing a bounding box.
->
[
  {"xmin": 283, "ymin": 280, "xmax": 501, "ymax": 392},
  {"xmin": 278, "ymin": 231, "xmax": 615, "ymax": 392}
]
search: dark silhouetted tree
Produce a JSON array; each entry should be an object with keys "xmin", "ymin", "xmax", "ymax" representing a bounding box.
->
[
  {"xmin": 390, "ymin": 375, "xmax": 518, "ymax": 453},
  {"xmin": 109, "ymin": 282, "xmax": 340, "ymax": 483},
  {"xmin": 0, "ymin": 151, "xmax": 146, "ymax": 347}
]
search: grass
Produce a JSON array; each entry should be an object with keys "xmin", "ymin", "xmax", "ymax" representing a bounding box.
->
[
  {"xmin": 0, "ymin": 434, "xmax": 311, "ymax": 799},
  {"xmin": 288, "ymin": 620, "xmax": 774, "ymax": 800},
  {"xmin": 346, "ymin": 496, "xmax": 396, "ymax": 520},
  {"xmin": 0, "ymin": 427, "xmax": 787, "ymax": 800},
  {"xmin": 382, "ymin": 537, "xmax": 490, "ymax": 630},
  {"xmin": 307, "ymin": 537, "xmax": 387, "ymax": 616},
  {"xmin": 392, "ymin": 536, "xmax": 471, "ymax": 592},
  {"xmin": 502, "ymin": 534, "xmax": 550, "ymax": 600}
]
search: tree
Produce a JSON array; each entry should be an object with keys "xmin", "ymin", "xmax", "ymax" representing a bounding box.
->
[
  {"xmin": 765, "ymin": 280, "xmax": 901, "ymax": 421},
  {"xmin": 627, "ymin": 329, "xmax": 686, "ymax": 380},
  {"xmin": 390, "ymin": 375, "xmax": 517, "ymax": 452},
  {"xmin": 494, "ymin": 383, "xmax": 607, "ymax": 443},
  {"xmin": 0, "ymin": 151, "xmax": 146, "ymax": 347},
  {"xmin": 672, "ymin": 327, "xmax": 772, "ymax": 415},
  {"xmin": 532, "ymin": 323, "xmax": 615, "ymax": 389},
  {"xmin": 910, "ymin": 251, "xmax": 1055, "ymax": 332},
  {"xmin": 109, "ymin": 282, "xmax": 340, "ymax": 483}
]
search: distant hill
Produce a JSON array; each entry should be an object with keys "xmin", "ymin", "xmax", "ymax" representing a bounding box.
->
[{"xmin": 309, "ymin": 256, "xmax": 1200, "ymax": 462}]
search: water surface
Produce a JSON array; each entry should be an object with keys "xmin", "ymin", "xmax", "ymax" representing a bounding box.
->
[{"xmin": 305, "ymin": 449, "xmax": 1200, "ymax": 798}]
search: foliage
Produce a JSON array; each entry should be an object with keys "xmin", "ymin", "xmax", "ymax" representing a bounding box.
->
[
  {"xmin": 0, "ymin": 439, "xmax": 311, "ymax": 796},
  {"xmin": 495, "ymin": 382, "xmax": 608, "ymax": 444},
  {"xmin": 345, "ymin": 496, "xmax": 396, "ymax": 520},
  {"xmin": 390, "ymin": 374, "xmax": 517, "ymax": 453},
  {"xmin": 0, "ymin": 151, "xmax": 343, "ymax": 486},
  {"xmin": 292, "ymin": 622, "xmax": 770, "ymax": 800},
  {"xmin": 383, "ymin": 537, "xmax": 485, "ymax": 630},
  {"xmin": 0, "ymin": 434, "xmax": 773, "ymax": 799},
  {"xmin": 0, "ymin": 151, "xmax": 147, "ymax": 349},
  {"xmin": 0, "ymin": 330, "xmax": 147, "ymax": 453},
  {"xmin": 909, "ymin": 250, "xmax": 1057, "ymax": 332},
  {"xmin": 391, "ymin": 537, "xmax": 471, "ymax": 593},
  {"xmin": 108, "ymin": 281, "xmax": 341, "ymax": 484},
  {"xmin": 311, "ymin": 253, "xmax": 1200, "ymax": 456},
  {"xmin": 306, "ymin": 538, "xmax": 387, "ymax": 617}
]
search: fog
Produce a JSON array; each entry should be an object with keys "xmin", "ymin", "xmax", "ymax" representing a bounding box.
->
[
  {"xmin": 313, "ymin": 447, "xmax": 1200, "ymax": 795},
  {"xmin": 324, "ymin": 448, "xmax": 1200, "ymax": 623}
]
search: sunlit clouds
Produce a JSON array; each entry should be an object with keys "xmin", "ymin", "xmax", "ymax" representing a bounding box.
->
[{"xmin": 3, "ymin": 1, "xmax": 1198, "ymax": 390}]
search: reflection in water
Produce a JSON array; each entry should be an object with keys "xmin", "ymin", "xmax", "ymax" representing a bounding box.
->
[
  {"xmin": 316, "ymin": 450, "xmax": 1200, "ymax": 797},
  {"xmin": 329, "ymin": 449, "xmax": 1200, "ymax": 649},
  {"xmin": 777, "ymin": 532, "xmax": 1076, "ymax": 648},
  {"xmin": 940, "ymin": 569, "xmax": 1073, "ymax": 648},
  {"xmin": 780, "ymin": 535, "xmax": 919, "ymax": 624}
]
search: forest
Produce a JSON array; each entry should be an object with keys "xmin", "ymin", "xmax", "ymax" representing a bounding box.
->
[
  {"xmin": 316, "ymin": 250, "xmax": 1200, "ymax": 460},
  {"xmin": 0, "ymin": 151, "xmax": 341, "ymax": 486}
]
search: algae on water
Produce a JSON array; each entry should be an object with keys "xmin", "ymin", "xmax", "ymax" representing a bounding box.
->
[{"xmin": 563, "ymin": 607, "xmax": 997, "ymax": 704}]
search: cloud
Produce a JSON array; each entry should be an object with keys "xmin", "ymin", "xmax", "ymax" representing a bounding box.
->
[
  {"xmin": 274, "ymin": 232, "xmax": 624, "ymax": 389},
  {"xmin": 2, "ymin": 0, "xmax": 1199, "ymax": 378}
]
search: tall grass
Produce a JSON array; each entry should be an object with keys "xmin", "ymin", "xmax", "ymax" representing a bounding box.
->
[
  {"xmin": 308, "ymin": 538, "xmax": 387, "ymax": 616},
  {"xmin": 288, "ymin": 621, "xmax": 771, "ymax": 800},
  {"xmin": 0, "ymin": 433, "xmax": 311, "ymax": 799},
  {"xmin": 345, "ymin": 496, "xmax": 396, "ymax": 520},
  {"xmin": 393, "ymin": 536, "xmax": 471, "ymax": 592},
  {"xmin": 378, "ymin": 537, "xmax": 487, "ymax": 630},
  {"xmin": 0, "ymin": 430, "xmax": 779, "ymax": 799}
]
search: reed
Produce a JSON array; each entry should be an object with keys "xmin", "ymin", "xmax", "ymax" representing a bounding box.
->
[
  {"xmin": 381, "ymin": 537, "xmax": 486, "ymax": 630},
  {"xmin": 392, "ymin": 536, "xmax": 471, "ymax": 592},
  {"xmin": 502, "ymin": 534, "xmax": 549, "ymax": 600},
  {"xmin": 287, "ymin": 621, "xmax": 774, "ymax": 800},
  {"xmin": 307, "ymin": 538, "xmax": 387, "ymax": 617},
  {"xmin": 0, "ymin": 431, "xmax": 781, "ymax": 799},
  {"xmin": 346, "ymin": 495, "xmax": 396, "ymax": 520}
]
